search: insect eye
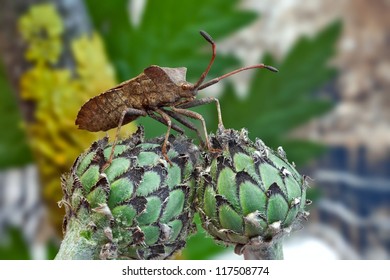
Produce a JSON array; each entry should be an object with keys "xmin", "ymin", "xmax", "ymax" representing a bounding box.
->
[{"xmin": 181, "ymin": 83, "xmax": 191, "ymax": 90}]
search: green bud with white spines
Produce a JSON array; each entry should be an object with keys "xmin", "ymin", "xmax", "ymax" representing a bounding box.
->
[
  {"xmin": 56, "ymin": 127, "xmax": 202, "ymax": 260},
  {"xmin": 196, "ymin": 127, "xmax": 309, "ymax": 259}
]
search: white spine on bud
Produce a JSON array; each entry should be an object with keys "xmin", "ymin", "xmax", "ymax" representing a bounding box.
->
[
  {"xmin": 160, "ymin": 223, "xmax": 172, "ymax": 241},
  {"xmin": 92, "ymin": 203, "xmax": 114, "ymax": 221},
  {"xmin": 239, "ymin": 128, "xmax": 249, "ymax": 142},
  {"xmin": 255, "ymin": 138, "xmax": 269, "ymax": 157},
  {"xmin": 244, "ymin": 211, "xmax": 263, "ymax": 227},
  {"xmin": 269, "ymin": 221, "xmax": 282, "ymax": 232},
  {"xmin": 281, "ymin": 167, "xmax": 292, "ymax": 177},
  {"xmin": 277, "ymin": 146, "xmax": 286, "ymax": 159},
  {"xmin": 104, "ymin": 227, "xmax": 113, "ymax": 241},
  {"xmin": 291, "ymin": 197, "xmax": 301, "ymax": 207}
]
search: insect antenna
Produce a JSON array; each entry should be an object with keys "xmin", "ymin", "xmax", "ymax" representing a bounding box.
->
[
  {"xmin": 198, "ymin": 64, "xmax": 278, "ymax": 90},
  {"xmin": 192, "ymin": 30, "xmax": 217, "ymax": 89},
  {"xmin": 193, "ymin": 30, "xmax": 278, "ymax": 91}
]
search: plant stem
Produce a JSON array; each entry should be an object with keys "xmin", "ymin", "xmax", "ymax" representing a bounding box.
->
[{"xmin": 55, "ymin": 220, "xmax": 100, "ymax": 260}]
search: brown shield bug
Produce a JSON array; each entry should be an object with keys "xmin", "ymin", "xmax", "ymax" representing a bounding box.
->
[{"xmin": 76, "ymin": 31, "xmax": 278, "ymax": 167}]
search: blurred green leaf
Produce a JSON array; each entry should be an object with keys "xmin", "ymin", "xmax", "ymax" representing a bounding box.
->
[
  {"xmin": 47, "ymin": 239, "xmax": 60, "ymax": 260},
  {"xmin": 210, "ymin": 21, "xmax": 341, "ymax": 164},
  {"xmin": 181, "ymin": 214, "xmax": 226, "ymax": 260},
  {"xmin": 86, "ymin": 0, "xmax": 256, "ymax": 80},
  {"xmin": 279, "ymin": 139, "xmax": 328, "ymax": 166},
  {"xmin": 0, "ymin": 61, "xmax": 33, "ymax": 168},
  {"xmin": 0, "ymin": 228, "xmax": 30, "ymax": 260},
  {"xmin": 0, "ymin": 227, "xmax": 59, "ymax": 260},
  {"xmin": 85, "ymin": 0, "xmax": 258, "ymax": 138}
]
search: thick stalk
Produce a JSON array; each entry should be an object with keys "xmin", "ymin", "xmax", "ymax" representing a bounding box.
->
[
  {"xmin": 241, "ymin": 239, "xmax": 284, "ymax": 260},
  {"xmin": 55, "ymin": 220, "xmax": 101, "ymax": 260}
]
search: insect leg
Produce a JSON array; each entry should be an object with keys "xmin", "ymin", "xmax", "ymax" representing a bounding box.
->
[
  {"xmin": 177, "ymin": 97, "xmax": 224, "ymax": 128},
  {"xmin": 171, "ymin": 97, "xmax": 195, "ymax": 108},
  {"xmin": 162, "ymin": 108, "xmax": 205, "ymax": 147},
  {"xmin": 147, "ymin": 110, "xmax": 185, "ymax": 134},
  {"xmin": 153, "ymin": 108, "xmax": 173, "ymax": 165},
  {"xmin": 170, "ymin": 107, "xmax": 217, "ymax": 153},
  {"xmin": 103, "ymin": 108, "xmax": 147, "ymax": 171}
]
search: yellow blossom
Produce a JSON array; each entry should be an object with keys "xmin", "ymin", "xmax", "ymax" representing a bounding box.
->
[
  {"xmin": 72, "ymin": 33, "xmax": 117, "ymax": 93},
  {"xmin": 18, "ymin": 3, "xmax": 63, "ymax": 64}
]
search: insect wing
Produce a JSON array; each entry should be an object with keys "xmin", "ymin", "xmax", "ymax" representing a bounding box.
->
[
  {"xmin": 75, "ymin": 88, "xmax": 137, "ymax": 132},
  {"xmin": 144, "ymin": 65, "xmax": 187, "ymax": 86}
]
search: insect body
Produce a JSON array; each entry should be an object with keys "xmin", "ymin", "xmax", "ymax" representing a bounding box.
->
[
  {"xmin": 76, "ymin": 66, "xmax": 193, "ymax": 132},
  {"xmin": 76, "ymin": 31, "xmax": 278, "ymax": 166}
]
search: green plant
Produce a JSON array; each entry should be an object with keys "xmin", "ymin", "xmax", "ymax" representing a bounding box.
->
[
  {"xmin": 196, "ymin": 127, "xmax": 309, "ymax": 259},
  {"xmin": 56, "ymin": 127, "xmax": 202, "ymax": 259}
]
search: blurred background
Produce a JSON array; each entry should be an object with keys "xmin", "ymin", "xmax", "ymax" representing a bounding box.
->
[{"xmin": 0, "ymin": 0, "xmax": 389, "ymax": 260}]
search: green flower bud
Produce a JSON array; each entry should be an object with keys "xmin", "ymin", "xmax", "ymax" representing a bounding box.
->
[
  {"xmin": 56, "ymin": 127, "xmax": 202, "ymax": 260},
  {"xmin": 196, "ymin": 128, "xmax": 310, "ymax": 259}
]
